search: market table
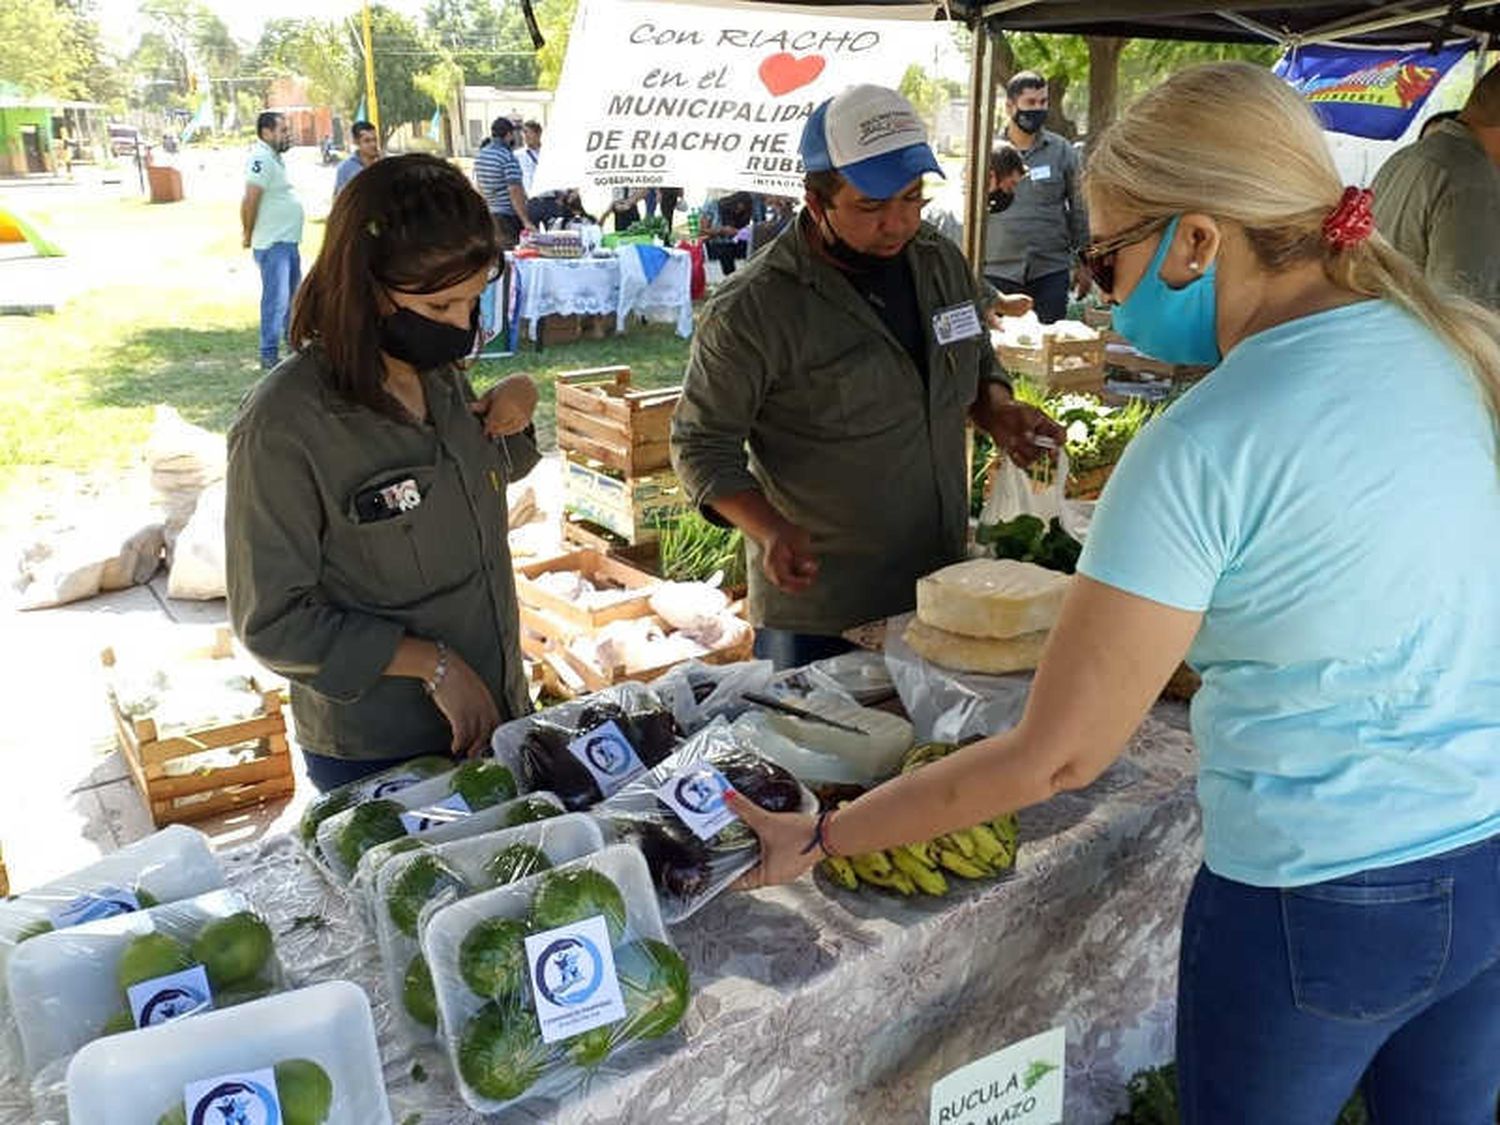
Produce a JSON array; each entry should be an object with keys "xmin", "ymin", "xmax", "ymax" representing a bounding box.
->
[
  {"xmin": 12, "ymin": 703, "xmax": 1199, "ymax": 1125},
  {"xmin": 506, "ymin": 247, "xmax": 695, "ymax": 342}
]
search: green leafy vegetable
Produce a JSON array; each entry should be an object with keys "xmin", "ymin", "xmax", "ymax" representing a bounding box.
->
[{"xmin": 656, "ymin": 512, "xmax": 747, "ymax": 589}]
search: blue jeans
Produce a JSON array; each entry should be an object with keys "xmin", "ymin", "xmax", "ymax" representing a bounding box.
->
[
  {"xmin": 1177, "ymin": 834, "xmax": 1500, "ymax": 1123},
  {"xmin": 752, "ymin": 628, "xmax": 855, "ymax": 672},
  {"xmin": 253, "ymin": 241, "xmax": 301, "ymax": 367},
  {"xmin": 986, "ymin": 268, "xmax": 1070, "ymax": 324},
  {"xmin": 300, "ymin": 749, "xmax": 442, "ymax": 793}
]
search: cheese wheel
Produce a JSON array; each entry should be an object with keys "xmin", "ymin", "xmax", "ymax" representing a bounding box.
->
[
  {"xmin": 904, "ymin": 618, "xmax": 1049, "ymax": 675},
  {"xmin": 915, "ymin": 559, "xmax": 1069, "ymax": 640}
]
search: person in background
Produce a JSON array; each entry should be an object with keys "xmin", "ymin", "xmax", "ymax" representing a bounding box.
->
[
  {"xmin": 671, "ymin": 85, "xmax": 1063, "ymax": 670},
  {"xmin": 241, "ymin": 111, "xmax": 304, "ymax": 370},
  {"xmin": 645, "ymin": 186, "xmax": 684, "ymax": 232},
  {"xmin": 227, "ymin": 154, "xmax": 542, "ymax": 791},
  {"xmin": 983, "ymin": 71, "xmax": 1090, "ymax": 322},
  {"xmin": 518, "ymin": 119, "xmax": 542, "ymax": 191},
  {"xmin": 988, "ymin": 143, "xmax": 1028, "ymax": 213},
  {"xmin": 1372, "ymin": 63, "xmax": 1500, "ymax": 308},
  {"xmin": 700, "ymin": 190, "xmax": 756, "ymax": 276},
  {"xmin": 474, "ymin": 117, "xmax": 533, "ymax": 248},
  {"xmin": 610, "ymin": 187, "xmax": 648, "ymax": 231},
  {"xmin": 732, "ymin": 63, "xmax": 1500, "ymax": 1123},
  {"xmin": 334, "ymin": 120, "xmax": 380, "ymax": 197}
]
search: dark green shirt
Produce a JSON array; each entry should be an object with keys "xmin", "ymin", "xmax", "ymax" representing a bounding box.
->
[
  {"xmin": 671, "ymin": 216, "xmax": 1007, "ymax": 636},
  {"xmin": 226, "ymin": 349, "xmax": 537, "ymax": 759}
]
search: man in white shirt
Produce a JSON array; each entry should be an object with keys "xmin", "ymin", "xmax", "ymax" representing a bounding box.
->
[{"xmin": 240, "ymin": 112, "xmax": 304, "ymax": 370}]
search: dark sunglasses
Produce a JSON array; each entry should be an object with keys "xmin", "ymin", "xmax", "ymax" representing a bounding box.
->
[{"xmin": 1082, "ymin": 216, "xmax": 1172, "ymax": 299}]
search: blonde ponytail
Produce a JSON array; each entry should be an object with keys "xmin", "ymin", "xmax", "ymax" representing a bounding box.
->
[{"xmin": 1087, "ymin": 62, "xmax": 1500, "ymax": 435}]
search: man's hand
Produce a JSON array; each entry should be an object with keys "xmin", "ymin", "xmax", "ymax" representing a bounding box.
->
[
  {"xmin": 761, "ymin": 519, "xmax": 819, "ymax": 593},
  {"xmin": 985, "ymin": 293, "xmax": 1033, "ymax": 328},
  {"xmin": 470, "ymin": 375, "xmax": 538, "ymax": 438},
  {"xmin": 242, "ymin": 234, "xmax": 252, "ymax": 250},
  {"xmin": 987, "ymin": 399, "xmax": 1067, "ymax": 468}
]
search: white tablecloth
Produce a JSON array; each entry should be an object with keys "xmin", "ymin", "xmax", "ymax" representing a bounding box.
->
[{"xmin": 511, "ymin": 248, "xmax": 694, "ymax": 339}]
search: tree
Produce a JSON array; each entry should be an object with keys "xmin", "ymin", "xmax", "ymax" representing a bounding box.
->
[
  {"xmin": 900, "ymin": 63, "xmax": 949, "ymax": 136},
  {"xmin": 424, "ymin": 0, "xmax": 538, "ymax": 88},
  {"xmin": 251, "ymin": 17, "xmax": 357, "ymax": 116},
  {"xmin": 0, "ymin": 0, "xmax": 84, "ymax": 97},
  {"xmin": 364, "ymin": 4, "xmax": 440, "ymax": 141},
  {"xmin": 1086, "ymin": 36, "xmax": 1124, "ymax": 143},
  {"xmin": 132, "ymin": 0, "xmax": 242, "ymax": 101},
  {"xmin": 531, "ymin": 0, "xmax": 577, "ymax": 90}
]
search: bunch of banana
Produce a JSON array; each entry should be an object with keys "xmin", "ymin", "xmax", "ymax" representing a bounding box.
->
[{"xmin": 819, "ymin": 741, "xmax": 1020, "ymax": 898}]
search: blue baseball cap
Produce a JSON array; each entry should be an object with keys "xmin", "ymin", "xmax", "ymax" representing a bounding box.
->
[{"xmin": 800, "ymin": 85, "xmax": 944, "ymax": 200}]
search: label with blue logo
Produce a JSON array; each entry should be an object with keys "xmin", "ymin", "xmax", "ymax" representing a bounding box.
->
[
  {"xmin": 126, "ymin": 964, "xmax": 214, "ymax": 1028},
  {"xmin": 49, "ymin": 885, "xmax": 141, "ymax": 929},
  {"xmin": 398, "ymin": 792, "xmax": 472, "ymax": 834},
  {"xmin": 371, "ymin": 772, "xmax": 426, "ymax": 799},
  {"xmin": 567, "ymin": 720, "xmax": 645, "ymax": 799},
  {"xmin": 524, "ymin": 914, "xmax": 625, "ymax": 1044},
  {"xmin": 655, "ymin": 763, "xmax": 736, "ymax": 841},
  {"xmin": 183, "ymin": 1067, "xmax": 282, "ymax": 1125}
]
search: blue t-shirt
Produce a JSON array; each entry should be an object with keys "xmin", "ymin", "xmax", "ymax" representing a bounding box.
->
[
  {"xmin": 1079, "ymin": 300, "xmax": 1500, "ymax": 887},
  {"xmin": 333, "ymin": 154, "xmax": 365, "ymax": 196}
]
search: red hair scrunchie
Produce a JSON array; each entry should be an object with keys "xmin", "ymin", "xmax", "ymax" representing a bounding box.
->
[{"xmin": 1323, "ymin": 186, "xmax": 1375, "ymax": 251}]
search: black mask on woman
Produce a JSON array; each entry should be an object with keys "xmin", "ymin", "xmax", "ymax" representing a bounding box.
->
[
  {"xmin": 1013, "ymin": 108, "xmax": 1048, "ymax": 135},
  {"xmin": 988, "ymin": 189, "xmax": 1014, "ymax": 214},
  {"xmin": 379, "ymin": 303, "xmax": 479, "ymax": 370}
]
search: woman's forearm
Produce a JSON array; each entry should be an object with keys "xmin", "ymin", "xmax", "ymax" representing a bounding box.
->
[{"xmin": 385, "ymin": 635, "xmax": 442, "ymax": 681}]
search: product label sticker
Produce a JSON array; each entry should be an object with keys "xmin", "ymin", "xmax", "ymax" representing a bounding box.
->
[
  {"xmin": 567, "ymin": 720, "xmax": 646, "ymax": 798},
  {"xmin": 655, "ymin": 763, "xmax": 736, "ymax": 841},
  {"xmin": 371, "ymin": 772, "xmax": 425, "ymax": 799},
  {"xmin": 399, "ymin": 792, "xmax": 472, "ymax": 834},
  {"xmin": 183, "ymin": 1067, "xmax": 281, "ymax": 1125},
  {"xmin": 127, "ymin": 964, "xmax": 214, "ymax": 1028},
  {"xmin": 524, "ymin": 914, "xmax": 626, "ymax": 1044},
  {"xmin": 1028, "ymin": 164, "xmax": 1052, "ymax": 182},
  {"xmin": 49, "ymin": 885, "xmax": 141, "ymax": 929},
  {"xmin": 931, "ymin": 302, "xmax": 984, "ymax": 347},
  {"xmin": 929, "ymin": 1026, "xmax": 1065, "ymax": 1125}
]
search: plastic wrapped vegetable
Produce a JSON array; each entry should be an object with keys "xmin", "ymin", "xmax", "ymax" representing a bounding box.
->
[
  {"xmin": 592, "ymin": 717, "xmax": 815, "ymax": 922},
  {"xmin": 490, "ymin": 683, "xmax": 682, "ymax": 812},
  {"xmin": 296, "ymin": 755, "xmax": 453, "ymax": 860},
  {"xmin": 374, "ymin": 815, "xmax": 605, "ymax": 1041},
  {"xmin": 421, "ymin": 845, "xmax": 689, "ymax": 1115}
]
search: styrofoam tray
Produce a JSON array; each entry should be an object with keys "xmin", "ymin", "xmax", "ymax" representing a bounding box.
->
[
  {"xmin": 349, "ymin": 791, "xmax": 567, "ymax": 927},
  {"xmin": 65, "ymin": 980, "xmax": 391, "ymax": 1125},
  {"xmin": 374, "ymin": 813, "xmax": 604, "ymax": 1042},
  {"xmin": 7, "ymin": 888, "xmax": 282, "ymax": 1079},
  {"xmin": 316, "ymin": 760, "xmax": 524, "ymax": 883},
  {"xmin": 422, "ymin": 844, "xmax": 674, "ymax": 1115}
]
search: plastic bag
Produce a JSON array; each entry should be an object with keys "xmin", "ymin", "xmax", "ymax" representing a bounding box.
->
[
  {"xmin": 650, "ymin": 658, "xmax": 775, "ymax": 734},
  {"xmin": 884, "ymin": 614, "xmax": 1032, "ymax": 744},
  {"xmin": 591, "ymin": 717, "xmax": 816, "ymax": 923},
  {"xmin": 65, "ymin": 980, "xmax": 391, "ymax": 1125},
  {"xmin": 348, "ymin": 791, "xmax": 567, "ymax": 928},
  {"xmin": 490, "ymin": 682, "xmax": 682, "ymax": 811},
  {"xmin": 377, "ymin": 814, "xmax": 605, "ymax": 1043},
  {"xmin": 729, "ymin": 690, "xmax": 912, "ymax": 788},
  {"xmin": 296, "ymin": 755, "xmax": 459, "ymax": 869},
  {"xmin": 165, "ymin": 479, "xmax": 226, "ymax": 600},
  {"xmin": 421, "ymin": 844, "xmax": 689, "ymax": 1115},
  {"xmin": 314, "ymin": 759, "xmax": 523, "ymax": 884},
  {"xmin": 980, "ymin": 446, "xmax": 1092, "ymax": 545},
  {"xmin": 7, "ymin": 888, "xmax": 286, "ymax": 1090}
]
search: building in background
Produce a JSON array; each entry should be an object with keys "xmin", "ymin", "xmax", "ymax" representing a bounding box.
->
[
  {"xmin": 267, "ymin": 77, "xmax": 333, "ymax": 148},
  {"xmin": 459, "ymin": 87, "xmax": 551, "ymax": 156},
  {"xmin": 0, "ymin": 90, "xmax": 105, "ymax": 176}
]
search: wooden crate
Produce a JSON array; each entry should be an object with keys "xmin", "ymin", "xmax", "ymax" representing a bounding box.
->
[
  {"xmin": 562, "ymin": 452, "xmax": 689, "ymax": 545},
  {"xmin": 1104, "ymin": 339, "xmax": 1213, "ymax": 384},
  {"xmin": 560, "ymin": 516, "xmax": 663, "ymax": 573},
  {"xmin": 515, "ymin": 548, "xmax": 660, "ymax": 632},
  {"xmin": 1081, "ymin": 306, "xmax": 1113, "ymax": 332},
  {"xmin": 100, "ymin": 636, "xmax": 294, "ymax": 827},
  {"xmin": 996, "ymin": 335, "xmax": 1106, "ymax": 393},
  {"xmin": 555, "ymin": 367, "xmax": 681, "ymax": 476}
]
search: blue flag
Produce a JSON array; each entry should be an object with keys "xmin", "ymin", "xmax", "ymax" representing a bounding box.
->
[
  {"xmin": 429, "ymin": 108, "xmax": 442, "ymax": 142},
  {"xmin": 355, "ymin": 97, "xmax": 367, "ymax": 123},
  {"xmin": 1276, "ymin": 42, "xmax": 1474, "ymax": 139}
]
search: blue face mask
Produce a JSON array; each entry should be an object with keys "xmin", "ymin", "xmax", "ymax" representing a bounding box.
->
[{"xmin": 1110, "ymin": 216, "xmax": 1221, "ymax": 366}]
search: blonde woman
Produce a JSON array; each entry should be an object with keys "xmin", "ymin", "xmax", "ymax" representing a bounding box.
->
[{"xmin": 728, "ymin": 63, "xmax": 1500, "ymax": 1121}]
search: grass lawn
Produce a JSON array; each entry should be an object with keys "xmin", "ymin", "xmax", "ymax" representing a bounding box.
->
[{"xmin": 0, "ymin": 187, "xmax": 692, "ymax": 505}]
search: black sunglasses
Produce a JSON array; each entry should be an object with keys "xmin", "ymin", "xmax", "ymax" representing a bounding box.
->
[{"xmin": 1082, "ymin": 216, "xmax": 1171, "ymax": 299}]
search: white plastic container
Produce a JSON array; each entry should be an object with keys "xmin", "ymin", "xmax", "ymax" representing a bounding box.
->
[
  {"xmin": 422, "ymin": 844, "xmax": 684, "ymax": 1115},
  {"xmin": 7, "ymin": 888, "xmax": 284, "ymax": 1081},
  {"xmin": 65, "ymin": 980, "xmax": 391, "ymax": 1125},
  {"xmin": 374, "ymin": 812, "xmax": 604, "ymax": 1042},
  {"xmin": 315, "ymin": 759, "xmax": 523, "ymax": 883},
  {"xmin": 349, "ymin": 791, "xmax": 567, "ymax": 926}
]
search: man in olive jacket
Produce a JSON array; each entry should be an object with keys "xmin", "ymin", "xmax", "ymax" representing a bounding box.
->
[{"xmin": 671, "ymin": 86, "xmax": 1062, "ymax": 669}]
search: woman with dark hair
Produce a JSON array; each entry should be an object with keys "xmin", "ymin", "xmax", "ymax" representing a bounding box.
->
[{"xmin": 226, "ymin": 154, "xmax": 541, "ymax": 791}]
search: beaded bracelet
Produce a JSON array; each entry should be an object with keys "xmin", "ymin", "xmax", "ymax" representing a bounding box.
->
[{"xmin": 424, "ymin": 640, "xmax": 450, "ymax": 696}]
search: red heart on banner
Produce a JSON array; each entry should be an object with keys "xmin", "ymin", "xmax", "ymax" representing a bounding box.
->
[{"xmin": 758, "ymin": 52, "xmax": 826, "ymax": 97}]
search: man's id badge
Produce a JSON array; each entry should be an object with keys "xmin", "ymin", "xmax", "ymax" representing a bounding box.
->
[{"xmin": 932, "ymin": 303, "xmax": 984, "ymax": 347}]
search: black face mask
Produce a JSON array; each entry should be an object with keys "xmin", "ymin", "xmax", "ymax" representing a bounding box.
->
[
  {"xmin": 1013, "ymin": 108, "xmax": 1048, "ymax": 135},
  {"xmin": 379, "ymin": 303, "xmax": 479, "ymax": 370},
  {"xmin": 815, "ymin": 211, "xmax": 906, "ymax": 272},
  {"xmin": 988, "ymin": 189, "xmax": 1014, "ymax": 214}
]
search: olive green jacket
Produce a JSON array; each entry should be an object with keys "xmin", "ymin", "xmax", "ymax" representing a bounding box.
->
[
  {"xmin": 226, "ymin": 349, "xmax": 537, "ymax": 759},
  {"xmin": 1371, "ymin": 120, "xmax": 1500, "ymax": 310},
  {"xmin": 671, "ymin": 216, "xmax": 1007, "ymax": 635}
]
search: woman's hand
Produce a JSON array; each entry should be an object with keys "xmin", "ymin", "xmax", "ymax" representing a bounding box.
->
[
  {"xmin": 471, "ymin": 375, "xmax": 538, "ymax": 438},
  {"xmin": 724, "ymin": 791, "xmax": 821, "ymax": 889},
  {"xmin": 988, "ymin": 399, "xmax": 1068, "ymax": 469},
  {"xmin": 430, "ymin": 650, "xmax": 500, "ymax": 758}
]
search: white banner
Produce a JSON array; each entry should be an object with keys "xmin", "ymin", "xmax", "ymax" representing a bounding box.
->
[{"xmin": 532, "ymin": 0, "xmax": 946, "ymax": 198}]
